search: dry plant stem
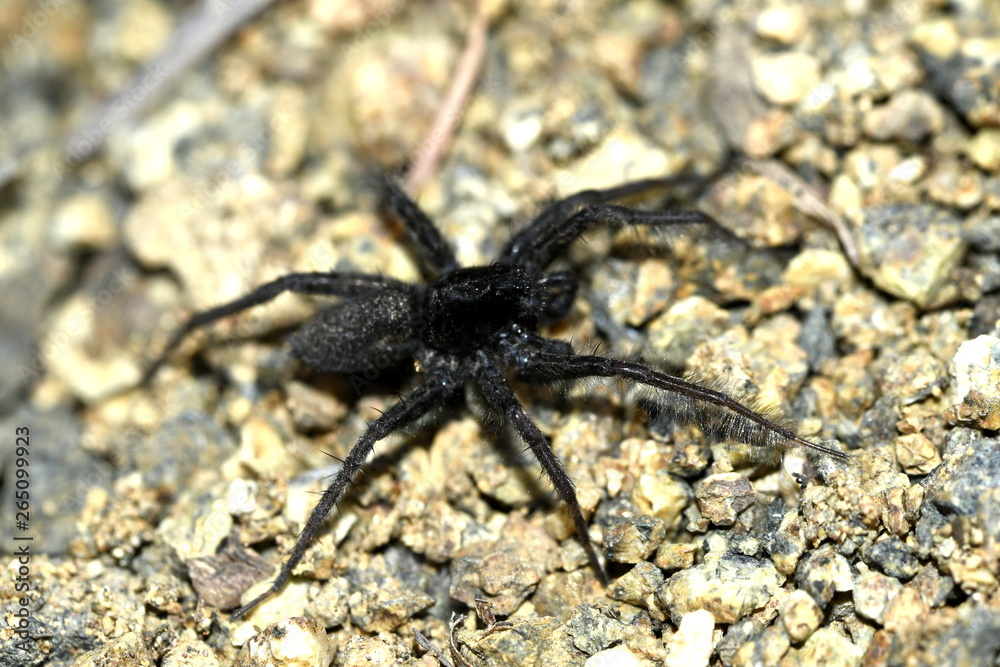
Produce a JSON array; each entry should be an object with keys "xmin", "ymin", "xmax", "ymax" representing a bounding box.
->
[
  {"xmin": 414, "ymin": 627, "xmax": 456, "ymax": 667},
  {"xmin": 403, "ymin": 0, "xmax": 489, "ymax": 193},
  {"xmin": 65, "ymin": 0, "xmax": 277, "ymax": 161},
  {"xmin": 753, "ymin": 159, "xmax": 861, "ymax": 269}
]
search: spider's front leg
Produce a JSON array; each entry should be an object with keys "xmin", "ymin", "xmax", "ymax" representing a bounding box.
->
[
  {"xmin": 230, "ymin": 368, "xmax": 460, "ymax": 619},
  {"xmin": 501, "ymin": 166, "xmax": 741, "ymax": 271},
  {"xmin": 382, "ymin": 179, "xmax": 460, "ymax": 277},
  {"xmin": 472, "ymin": 349, "xmax": 609, "ymax": 585}
]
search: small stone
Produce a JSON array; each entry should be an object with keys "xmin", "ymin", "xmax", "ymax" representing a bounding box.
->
[
  {"xmin": 501, "ymin": 103, "xmax": 543, "ymax": 151},
  {"xmin": 591, "ymin": 258, "xmax": 673, "ymax": 328},
  {"xmin": 794, "ymin": 544, "xmax": 853, "ymax": 606},
  {"xmin": 342, "ymin": 635, "xmax": 399, "ymax": 667},
  {"xmin": 71, "ymin": 632, "xmax": 153, "ymax": 667},
  {"xmin": 968, "ymin": 128, "xmax": 1000, "ymax": 172},
  {"xmin": 862, "ymin": 89, "xmax": 944, "ymax": 143},
  {"xmin": 585, "ymin": 646, "xmax": 641, "ymax": 667},
  {"xmin": 885, "ymin": 600, "xmax": 1000, "ymax": 667},
  {"xmin": 657, "ymin": 534, "xmax": 784, "ymax": 624},
  {"xmin": 871, "ymin": 347, "xmax": 947, "ymax": 405},
  {"xmin": 565, "ymin": 605, "xmax": 627, "ymax": 655},
  {"xmin": 917, "ymin": 44, "xmax": 1000, "ymax": 127},
  {"xmin": 926, "ymin": 158, "xmax": 984, "ymax": 210},
  {"xmin": 782, "ymin": 249, "xmax": 854, "ymax": 297},
  {"xmin": 664, "ymin": 609, "xmax": 715, "ymax": 667},
  {"xmin": 780, "ymin": 627, "xmax": 865, "ymax": 667},
  {"xmin": 909, "ymin": 564, "xmax": 954, "ymax": 609},
  {"xmin": 910, "ymin": 19, "xmax": 961, "ymax": 59},
  {"xmin": 963, "ymin": 216, "xmax": 1000, "ymax": 252},
  {"xmin": 744, "ymin": 109, "xmax": 797, "ymax": 158},
  {"xmin": 234, "ymin": 579, "xmax": 312, "ymax": 638},
  {"xmin": 771, "ymin": 511, "xmax": 807, "ymax": 576},
  {"xmin": 780, "ymin": 590, "xmax": 823, "ymax": 643},
  {"xmin": 632, "ymin": 473, "xmax": 692, "ymax": 531},
  {"xmin": 234, "ymin": 618, "xmax": 334, "ymax": 667},
  {"xmin": 646, "ymin": 296, "xmax": 729, "ymax": 367},
  {"xmin": 856, "ymin": 204, "xmax": 965, "ymax": 307},
  {"xmin": 863, "ymin": 536, "xmax": 919, "ymax": 580},
  {"xmin": 285, "ymin": 380, "xmax": 349, "ymax": 432},
  {"xmin": 42, "ymin": 293, "xmax": 144, "ymax": 404},
  {"xmin": 111, "ymin": 0, "xmax": 172, "ymax": 62},
  {"xmin": 555, "ymin": 129, "xmax": 676, "ymax": 197},
  {"xmin": 309, "ymin": 0, "xmax": 397, "ymax": 32},
  {"xmin": 731, "ymin": 625, "xmax": 791, "ymax": 667},
  {"xmin": 752, "ymin": 52, "xmax": 821, "ymax": 105},
  {"xmin": 239, "ymin": 416, "xmax": 299, "ymax": 478},
  {"xmin": 305, "ymin": 576, "xmax": 351, "ymax": 628},
  {"xmin": 454, "ymin": 615, "xmax": 563, "ymax": 665},
  {"xmin": 853, "ymin": 569, "xmax": 902, "ymax": 624},
  {"xmin": 946, "ymin": 336, "xmax": 1000, "ymax": 430},
  {"xmin": 755, "ymin": 6, "xmax": 807, "ymax": 44},
  {"xmin": 654, "ymin": 543, "xmax": 698, "ymax": 572},
  {"xmin": 347, "ymin": 571, "xmax": 434, "ymax": 633},
  {"xmin": 882, "ymin": 587, "xmax": 929, "ymax": 633},
  {"xmin": 162, "ymin": 639, "xmax": 221, "ymax": 667},
  {"xmin": 605, "ymin": 514, "xmax": 667, "ymax": 563},
  {"xmin": 695, "ymin": 473, "xmax": 755, "ymax": 527},
  {"xmin": 608, "ymin": 561, "xmax": 664, "ymax": 608},
  {"xmin": 894, "ymin": 433, "xmax": 941, "ymax": 475},
  {"xmin": 51, "ymin": 190, "xmax": 118, "ymax": 251},
  {"xmin": 400, "ymin": 499, "xmax": 471, "ymax": 563},
  {"xmin": 450, "ymin": 542, "xmax": 542, "ymax": 615}
]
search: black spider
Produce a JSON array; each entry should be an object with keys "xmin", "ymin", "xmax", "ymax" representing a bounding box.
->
[{"xmin": 144, "ymin": 170, "xmax": 846, "ymax": 619}]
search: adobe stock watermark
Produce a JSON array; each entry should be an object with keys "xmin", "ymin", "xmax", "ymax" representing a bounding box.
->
[
  {"xmin": 176, "ymin": 108, "xmax": 294, "ymax": 222},
  {"xmin": 58, "ymin": 63, "xmax": 173, "ymax": 176},
  {"xmin": 339, "ymin": 0, "xmax": 408, "ymax": 61}
]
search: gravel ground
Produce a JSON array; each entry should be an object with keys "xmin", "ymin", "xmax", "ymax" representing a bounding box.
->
[{"xmin": 1, "ymin": 0, "xmax": 999, "ymax": 666}]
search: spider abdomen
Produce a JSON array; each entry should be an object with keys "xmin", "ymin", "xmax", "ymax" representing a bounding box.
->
[
  {"xmin": 424, "ymin": 264, "xmax": 538, "ymax": 354},
  {"xmin": 288, "ymin": 288, "xmax": 421, "ymax": 373}
]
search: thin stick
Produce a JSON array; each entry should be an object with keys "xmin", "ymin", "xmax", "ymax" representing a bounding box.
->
[
  {"xmin": 64, "ymin": 0, "xmax": 276, "ymax": 164},
  {"xmin": 403, "ymin": 1, "xmax": 488, "ymax": 193}
]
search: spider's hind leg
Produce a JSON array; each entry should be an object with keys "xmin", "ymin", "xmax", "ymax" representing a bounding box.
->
[
  {"xmin": 473, "ymin": 349, "xmax": 610, "ymax": 585},
  {"xmin": 143, "ymin": 272, "xmax": 408, "ymax": 384},
  {"xmin": 230, "ymin": 370, "xmax": 458, "ymax": 619}
]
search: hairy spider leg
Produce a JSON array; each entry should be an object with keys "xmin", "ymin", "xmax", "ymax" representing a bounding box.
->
[
  {"xmin": 501, "ymin": 158, "xmax": 739, "ymax": 268},
  {"xmin": 230, "ymin": 371, "xmax": 458, "ymax": 619},
  {"xmin": 383, "ymin": 179, "xmax": 460, "ymax": 276},
  {"xmin": 142, "ymin": 272, "xmax": 406, "ymax": 384},
  {"xmin": 513, "ymin": 345, "xmax": 848, "ymax": 461},
  {"xmin": 473, "ymin": 350, "xmax": 609, "ymax": 584},
  {"xmin": 502, "ymin": 204, "xmax": 734, "ymax": 271}
]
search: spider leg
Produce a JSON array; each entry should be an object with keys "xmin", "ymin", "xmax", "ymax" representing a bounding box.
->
[
  {"xmin": 501, "ymin": 163, "xmax": 737, "ymax": 270},
  {"xmin": 473, "ymin": 350, "xmax": 609, "ymax": 585},
  {"xmin": 143, "ymin": 272, "xmax": 409, "ymax": 384},
  {"xmin": 503, "ymin": 204, "xmax": 736, "ymax": 271},
  {"xmin": 230, "ymin": 369, "xmax": 459, "ymax": 619},
  {"xmin": 383, "ymin": 178, "xmax": 461, "ymax": 277},
  {"xmin": 512, "ymin": 346, "xmax": 847, "ymax": 461}
]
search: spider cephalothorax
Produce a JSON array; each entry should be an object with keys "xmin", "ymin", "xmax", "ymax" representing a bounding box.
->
[{"xmin": 145, "ymin": 170, "xmax": 846, "ymax": 619}]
